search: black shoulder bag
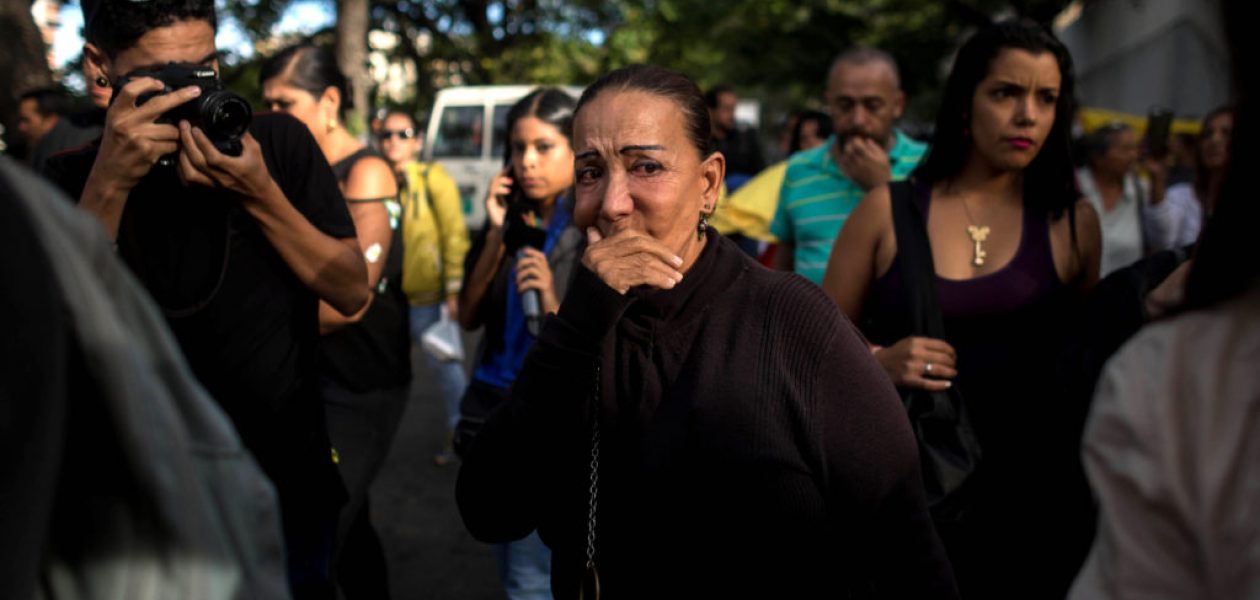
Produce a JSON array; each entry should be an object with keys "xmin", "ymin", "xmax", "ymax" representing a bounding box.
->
[{"xmin": 888, "ymin": 180, "xmax": 982, "ymax": 519}]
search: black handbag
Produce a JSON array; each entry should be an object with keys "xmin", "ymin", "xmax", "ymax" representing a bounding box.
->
[{"xmin": 887, "ymin": 180, "xmax": 983, "ymax": 517}]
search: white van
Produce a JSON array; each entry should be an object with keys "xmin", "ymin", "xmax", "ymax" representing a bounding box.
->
[{"xmin": 423, "ymin": 85, "xmax": 584, "ymax": 230}]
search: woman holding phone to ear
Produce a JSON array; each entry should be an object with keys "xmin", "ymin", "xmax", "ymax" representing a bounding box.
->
[{"xmin": 454, "ymin": 87, "xmax": 581, "ymax": 600}]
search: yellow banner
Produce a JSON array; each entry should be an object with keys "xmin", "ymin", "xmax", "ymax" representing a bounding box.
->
[{"xmin": 1078, "ymin": 107, "xmax": 1202, "ymax": 136}]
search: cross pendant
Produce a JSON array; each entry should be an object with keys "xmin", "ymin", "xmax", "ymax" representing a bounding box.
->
[{"xmin": 967, "ymin": 225, "xmax": 990, "ymax": 267}]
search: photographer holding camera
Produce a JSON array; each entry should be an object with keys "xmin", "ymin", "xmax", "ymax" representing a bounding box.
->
[{"xmin": 45, "ymin": 1, "xmax": 369, "ymax": 597}]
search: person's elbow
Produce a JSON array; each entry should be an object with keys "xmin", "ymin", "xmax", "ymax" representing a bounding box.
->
[
  {"xmin": 330, "ymin": 287, "xmax": 369, "ymax": 317},
  {"xmin": 456, "ymin": 489, "xmax": 537, "ymax": 544},
  {"xmin": 320, "ymin": 295, "xmax": 374, "ymax": 331},
  {"xmin": 455, "ymin": 457, "xmax": 539, "ymax": 544},
  {"xmin": 328, "ymin": 245, "xmax": 371, "ymax": 316},
  {"xmin": 457, "ymin": 310, "xmax": 479, "ymax": 331},
  {"xmin": 456, "ymin": 293, "xmax": 482, "ymax": 330}
]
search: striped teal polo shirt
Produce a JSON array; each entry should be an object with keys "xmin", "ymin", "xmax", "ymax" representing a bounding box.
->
[{"xmin": 769, "ymin": 131, "xmax": 927, "ymax": 285}]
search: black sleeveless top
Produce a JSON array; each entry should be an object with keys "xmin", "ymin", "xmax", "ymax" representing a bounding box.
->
[
  {"xmin": 863, "ymin": 181, "xmax": 1074, "ymax": 470},
  {"xmin": 319, "ymin": 148, "xmax": 412, "ymax": 391}
]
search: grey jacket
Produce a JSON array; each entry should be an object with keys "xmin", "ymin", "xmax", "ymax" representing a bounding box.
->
[{"xmin": 0, "ymin": 156, "xmax": 289, "ymax": 600}]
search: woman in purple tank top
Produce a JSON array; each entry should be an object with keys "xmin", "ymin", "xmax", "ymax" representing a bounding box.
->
[{"xmin": 822, "ymin": 21, "xmax": 1102, "ymax": 599}]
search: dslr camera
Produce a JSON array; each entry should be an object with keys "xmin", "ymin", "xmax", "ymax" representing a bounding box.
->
[{"xmin": 114, "ymin": 62, "xmax": 252, "ymax": 161}]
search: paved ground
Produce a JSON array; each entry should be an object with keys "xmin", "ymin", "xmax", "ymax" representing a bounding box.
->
[{"xmin": 371, "ymin": 335, "xmax": 503, "ymax": 600}]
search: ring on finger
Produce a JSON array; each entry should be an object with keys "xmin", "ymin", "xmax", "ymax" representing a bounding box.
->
[{"xmin": 924, "ymin": 362, "xmax": 934, "ymax": 376}]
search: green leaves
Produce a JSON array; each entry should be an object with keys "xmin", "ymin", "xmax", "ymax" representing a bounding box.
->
[{"xmin": 217, "ymin": 0, "xmax": 1072, "ymax": 128}]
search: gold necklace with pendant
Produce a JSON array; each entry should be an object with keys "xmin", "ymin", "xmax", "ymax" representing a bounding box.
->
[{"xmin": 961, "ymin": 197, "xmax": 991, "ymax": 267}]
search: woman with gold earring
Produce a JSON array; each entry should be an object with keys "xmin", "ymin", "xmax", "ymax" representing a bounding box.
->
[
  {"xmin": 260, "ymin": 43, "xmax": 406, "ymax": 600},
  {"xmin": 821, "ymin": 20, "xmax": 1102, "ymax": 598},
  {"xmin": 457, "ymin": 65, "xmax": 955, "ymax": 599}
]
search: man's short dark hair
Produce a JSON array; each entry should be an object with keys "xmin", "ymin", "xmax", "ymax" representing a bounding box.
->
[
  {"xmin": 830, "ymin": 47, "xmax": 902, "ymax": 89},
  {"xmin": 704, "ymin": 85, "xmax": 735, "ymax": 109},
  {"xmin": 19, "ymin": 88, "xmax": 71, "ymax": 118},
  {"xmin": 83, "ymin": 0, "xmax": 217, "ymax": 58}
]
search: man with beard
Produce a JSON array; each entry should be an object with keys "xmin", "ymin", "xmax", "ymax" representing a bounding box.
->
[{"xmin": 770, "ymin": 48, "xmax": 926, "ymax": 285}]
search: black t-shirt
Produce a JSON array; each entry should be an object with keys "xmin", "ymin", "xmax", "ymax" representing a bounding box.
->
[
  {"xmin": 319, "ymin": 147, "xmax": 411, "ymax": 391},
  {"xmin": 45, "ymin": 113, "xmax": 356, "ymax": 503}
]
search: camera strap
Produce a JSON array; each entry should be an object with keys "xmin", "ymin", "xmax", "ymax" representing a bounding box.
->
[{"xmin": 135, "ymin": 207, "xmax": 234, "ymax": 319}]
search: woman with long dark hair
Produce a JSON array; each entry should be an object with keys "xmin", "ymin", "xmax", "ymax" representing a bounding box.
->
[
  {"xmin": 821, "ymin": 20, "xmax": 1102, "ymax": 597},
  {"xmin": 260, "ymin": 43, "xmax": 407, "ymax": 600},
  {"xmin": 455, "ymin": 87, "xmax": 581, "ymax": 600}
]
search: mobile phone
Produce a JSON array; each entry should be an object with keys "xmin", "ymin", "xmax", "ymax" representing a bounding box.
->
[
  {"xmin": 498, "ymin": 161, "xmax": 522, "ymax": 205},
  {"xmin": 1146, "ymin": 107, "xmax": 1174, "ymax": 157}
]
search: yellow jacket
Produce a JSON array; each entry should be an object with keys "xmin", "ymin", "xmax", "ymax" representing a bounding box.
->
[{"xmin": 399, "ymin": 161, "xmax": 470, "ymax": 306}]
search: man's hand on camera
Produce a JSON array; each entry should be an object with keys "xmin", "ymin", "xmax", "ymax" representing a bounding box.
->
[
  {"xmin": 95, "ymin": 78, "xmax": 201, "ymax": 192},
  {"xmin": 176, "ymin": 121, "xmax": 275, "ymax": 200}
]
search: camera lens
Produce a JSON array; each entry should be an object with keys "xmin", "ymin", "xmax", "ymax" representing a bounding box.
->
[{"xmin": 201, "ymin": 92, "xmax": 252, "ymax": 141}]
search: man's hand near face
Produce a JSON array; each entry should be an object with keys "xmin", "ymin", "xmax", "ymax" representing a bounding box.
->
[
  {"xmin": 176, "ymin": 121, "xmax": 276, "ymax": 200},
  {"xmin": 80, "ymin": 77, "xmax": 203, "ymax": 238},
  {"xmin": 835, "ymin": 135, "xmax": 893, "ymax": 192}
]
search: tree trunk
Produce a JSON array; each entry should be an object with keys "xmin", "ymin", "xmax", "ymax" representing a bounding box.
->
[
  {"xmin": 0, "ymin": 0, "xmax": 54, "ymax": 153},
  {"xmin": 335, "ymin": 0, "xmax": 371, "ymax": 135}
]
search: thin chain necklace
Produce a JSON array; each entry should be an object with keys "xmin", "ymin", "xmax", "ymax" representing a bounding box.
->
[{"xmin": 960, "ymin": 195, "xmax": 991, "ymax": 267}]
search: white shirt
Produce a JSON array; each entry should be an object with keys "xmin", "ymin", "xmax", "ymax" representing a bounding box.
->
[
  {"xmin": 1076, "ymin": 167, "xmax": 1173, "ymax": 276},
  {"xmin": 1070, "ymin": 291, "xmax": 1260, "ymax": 600},
  {"xmin": 1145, "ymin": 182, "xmax": 1204, "ymax": 250}
]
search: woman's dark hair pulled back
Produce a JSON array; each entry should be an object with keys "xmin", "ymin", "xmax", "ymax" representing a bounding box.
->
[
  {"xmin": 503, "ymin": 87, "xmax": 577, "ymax": 164},
  {"xmin": 574, "ymin": 65, "xmax": 714, "ymax": 160},
  {"xmin": 259, "ymin": 43, "xmax": 352, "ymax": 118}
]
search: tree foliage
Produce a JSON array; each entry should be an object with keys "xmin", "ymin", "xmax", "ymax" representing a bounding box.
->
[
  {"xmin": 0, "ymin": 0, "xmax": 1074, "ymax": 153},
  {"xmin": 222, "ymin": 0, "xmax": 1075, "ymax": 128},
  {"xmin": 360, "ymin": 0, "xmax": 1068, "ymax": 122}
]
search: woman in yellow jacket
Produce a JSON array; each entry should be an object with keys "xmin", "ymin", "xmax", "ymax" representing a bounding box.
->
[{"xmin": 378, "ymin": 109, "xmax": 471, "ymax": 465}]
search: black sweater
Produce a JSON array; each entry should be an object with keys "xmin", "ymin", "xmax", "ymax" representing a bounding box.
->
[{"xmin": 456, "ymin": 234, "xmax": 957, "ymax": 599}]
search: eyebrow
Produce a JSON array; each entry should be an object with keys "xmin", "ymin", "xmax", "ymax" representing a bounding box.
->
[
  {"xmin": 991, "ymin": 80, "xmax": 1059, "ymax": 92},
  {"xmin": 133, "ymin": 52, "xmax": 220, "ymax": 73},
  {"xmin": 831, "ymin": 93, "xmax": 886, "ymax": 100},
  {"xmin": 575, "ymin": 144, "xmax": 667, "ymax": 160}
]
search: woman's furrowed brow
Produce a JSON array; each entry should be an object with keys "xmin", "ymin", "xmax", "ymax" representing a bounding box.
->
[
  {"xmin": 575, "ymin": 144, "xmax": 666, "ymax": 161},
  {"xmin": 618, "ymin": 144, "xmax": 665, "ymax": 154}
]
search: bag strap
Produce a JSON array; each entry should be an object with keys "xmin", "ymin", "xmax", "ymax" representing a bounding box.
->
[
  {"xmin": 581, "ymin": 361, "xmax": 602, "ymax": 600},
  {"xmin": 404, "ymin": 163, "xmax": 435, "ymax": 220},
  {"xmin": 419, "ymin": 163, "xmax": 433, "ymax": 205},
  {"xmin": 888, "ymin": 180, "xmax": 947, "ymax": 339}
]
